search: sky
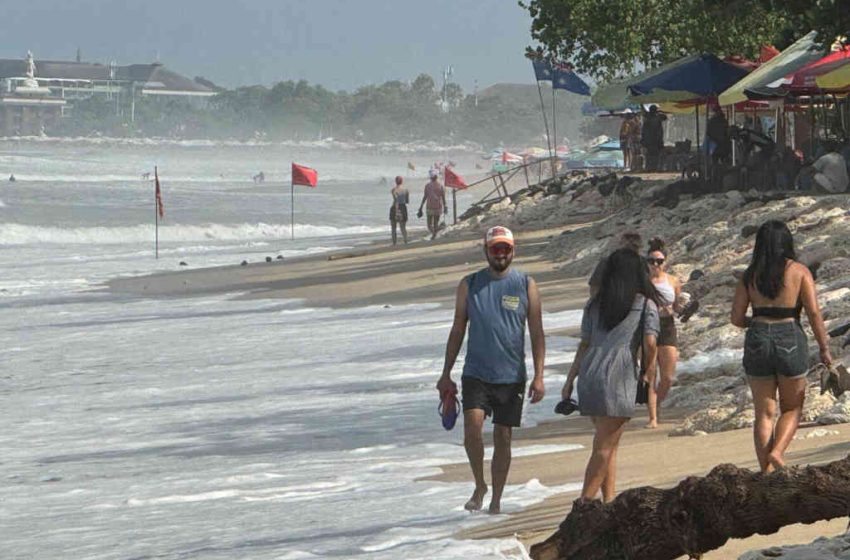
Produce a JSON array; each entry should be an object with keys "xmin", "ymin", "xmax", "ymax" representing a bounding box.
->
[{"xmin": 1, "ymin": 0, "xmax": 539, "ymax": 93}]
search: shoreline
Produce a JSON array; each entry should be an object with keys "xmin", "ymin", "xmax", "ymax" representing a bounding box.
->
[{"xmin": 105, "ymin": 219, "xmax": 850, "ymax": 559}]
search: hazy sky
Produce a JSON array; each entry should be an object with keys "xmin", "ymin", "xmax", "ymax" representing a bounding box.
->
[{"xmin": 2, "ymin": 0, "xmax": 538, "ymax": 93}]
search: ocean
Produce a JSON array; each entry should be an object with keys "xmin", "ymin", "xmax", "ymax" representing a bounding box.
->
[{"xmin": 1, "ymin": 138, "xmax": 585, "ymax": 560}]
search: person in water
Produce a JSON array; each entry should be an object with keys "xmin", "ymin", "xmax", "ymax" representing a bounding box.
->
[
  {"xmin": 389, "ymin": 176, "xmax": 409, "ymax": 245},
  {"xmin": 645, "ymin": 237, "xmax": 684, "ymax": 428},
  {"xmin": 436, "ymin": 226, "xmax": 545, "ymax": 514},
  {"xmin": 563, "ymin": 248, "xmax": 659, "ymax": 502},
  {"xmin": 731, "ymin": 220, "xmax": 832, "ymax": 473},
  {"xmin": 418, "ymin": 169, "xmax": 447, "ymax": 240}
]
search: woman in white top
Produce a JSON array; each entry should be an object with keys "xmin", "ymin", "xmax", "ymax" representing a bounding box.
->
[{"xmin": 645, "ymin": 237, "xmax": 684, "ymax": 428}]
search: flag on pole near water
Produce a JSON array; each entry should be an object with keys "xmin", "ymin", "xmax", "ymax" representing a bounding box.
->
[
  {"xmin": 292, "ymin": 163, "xmax": 318, "ymax": 187},
  {"xmin": 553, "ymin": 62, "xmax": 591, "ymax": 96},
  {"xmin": 155, "ymin": 167, "xmax": 164, "ymax": 218},
  {"xmin": 444, "ymin": 167, "xmax": 468, "ymax": 189},
  {"xmin": 532, "ymin": 59, "xmax": 554, "ymax": 82}
]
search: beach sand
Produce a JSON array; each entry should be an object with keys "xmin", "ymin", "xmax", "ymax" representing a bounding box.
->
[{"xmin": 108, "ymin": 227, "xmax": 850, "ymax": 559}]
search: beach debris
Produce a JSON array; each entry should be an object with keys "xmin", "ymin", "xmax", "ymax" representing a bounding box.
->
[
  {"xmin": 529, "ymin": 456, "xmax": 850, "ymax": 560},
  {"xmin": 240, "ymin": 260, "xmax": 248, "ymax": 266},
  {"xmin": 276, "ymin": 255, "xmax": 284, "ymax": 260},
  {"xmin": 265, "ymin": 256, "xmax": 272, "ymax": 263},
  {"xmin": 179, "ymin": 261, "xmax": 187, "ymax": 266},
  {"xmin": 740, "ymin": 533, "xmax": 850, "ymax": 559}
]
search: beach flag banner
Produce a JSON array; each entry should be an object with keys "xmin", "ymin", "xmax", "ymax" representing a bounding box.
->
[
  {"xmin": 290, "ymin": 163, "xmax": 318, "ymax": 240},
  {"xmin": 155, "ymin": 167, "xmax": 165, "ymax": 218},
  {"xmin": 532, "ymin": 59, "xmax": 553, "ymax": 82},
  {"xmin": 154, "ymin": 166, "xmax": 164, "ymax": 259},
  {"xmin": 553, "ymin": 62, "xmax": 591, "ymax": 96},
  {"xmin": 292, "ymin": 163, "xmax": 318, "ymax": 188},
  {"xmin": 444, "ymin": 167, "xmax": 467, "ymax": 189}
]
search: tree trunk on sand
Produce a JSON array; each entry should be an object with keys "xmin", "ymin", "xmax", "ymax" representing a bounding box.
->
[{"xmin": 530, "ymin": 458, "xmax": 850, "ymax": 560}]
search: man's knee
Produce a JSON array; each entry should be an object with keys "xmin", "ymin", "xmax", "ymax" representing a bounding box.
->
[{"xmin": 493, "ymin": 425, "xmax": 512, "ymax": 447}]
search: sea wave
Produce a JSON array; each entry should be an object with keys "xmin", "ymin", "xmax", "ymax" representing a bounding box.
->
[
  {"xmin": 0, "ymin": 222, "xmax": 384, "ymax": 245},
  {"xmin": 0, "ymin": 135, "xmax": 482, "ymax": 154}
]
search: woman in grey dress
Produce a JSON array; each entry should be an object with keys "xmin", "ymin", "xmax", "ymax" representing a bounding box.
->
[{"xmin": 562, "ymin": 249, "xmax": 660, "ymax": 502}]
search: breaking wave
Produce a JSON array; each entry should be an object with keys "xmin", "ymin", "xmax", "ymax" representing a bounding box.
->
[
  {"xmin": 0, "ymin": 222, "xmax": 384, "ymax": 245},
  {"xmin": 0, "ymin": 135, "xmax": 482, "ymax": 154}
]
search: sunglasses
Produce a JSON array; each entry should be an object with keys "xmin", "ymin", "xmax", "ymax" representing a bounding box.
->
[
  {"xmin": 646, "ymin": 257, "xmax": 665, "ymax": 266},
  {"xmin": 488, "ymin": 244, "xmax": 513, "ymax": 256}
]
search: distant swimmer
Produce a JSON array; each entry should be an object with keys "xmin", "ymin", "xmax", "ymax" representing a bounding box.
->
[
  {"xmin": 252, "ymin": 171, "xmax": 265, "ymax": 183},
  {"xmin": 8, "ymin": 174, "xmax": 15, "ymax": 182},
  {"xmin": 141, "ymin": 172, "xmax": 151, "ymax": 180},
  {"xmin": 436, "ymin": 226, "xmax": 546, "ymax": 514}
]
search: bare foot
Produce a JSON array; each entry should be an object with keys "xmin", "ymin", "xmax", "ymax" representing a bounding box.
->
[
  {"xmin": 488, "ymin": 501, "xmax": 501, "ymax": 515},
  {"xmin": 766, "ymin": 453, "xmax": 785, "ymax": 472},
  {"xmin": 464, "ymin": 486, "xmax": 488, "ymax": 511},
  {"xmin": 645, "ymin": 421, "xmax": 658, "ymax": 429}
]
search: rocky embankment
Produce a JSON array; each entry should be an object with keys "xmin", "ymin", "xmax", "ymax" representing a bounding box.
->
[{"xmin": 445, "ymin": 172, "xmax": 850, "ymax": 434}]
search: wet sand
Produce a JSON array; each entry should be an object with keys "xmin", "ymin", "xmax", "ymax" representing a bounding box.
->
[{"xmin": 107, "ymin": 225, "xmax": 850, "ymax": 559}]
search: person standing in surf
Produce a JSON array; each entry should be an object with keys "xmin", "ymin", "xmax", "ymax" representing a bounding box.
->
[
  {"xmin": 389, "ymin": 176, "xmax": 409, "ymax": 245},
  {"xmin": 417, "ymin": 169, "xmax": 447, "ymax": 240},
  {"xmin": 436, "ymin": 226, "xmax": 546, "ymax": 514}
]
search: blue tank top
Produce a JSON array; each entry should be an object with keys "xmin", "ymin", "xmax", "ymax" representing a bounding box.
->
[{"xmin": 462, "ymin": 268, "xmax": 529, "ymax": 384}]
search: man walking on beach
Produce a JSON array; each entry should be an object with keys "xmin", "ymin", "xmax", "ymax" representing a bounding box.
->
[
  {"xmin": 436, "ymin": 226, "xmax": 546, "ymax": 514},
  {"xmin": 417, "ymin": 169, "xmax": 447, "ymax": 240}
]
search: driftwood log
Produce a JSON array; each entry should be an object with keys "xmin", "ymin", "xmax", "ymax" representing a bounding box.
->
[{"xmin": 530, "ymin": 457, "xmax": 850, "ymax": 560}]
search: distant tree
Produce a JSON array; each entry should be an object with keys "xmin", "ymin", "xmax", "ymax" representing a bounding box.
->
[{"xmin": 520, "ymin": 0, "xmax": 849, "ymax": 80}]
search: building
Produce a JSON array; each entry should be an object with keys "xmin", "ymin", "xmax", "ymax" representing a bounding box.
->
[{"xmin": 0, "ymin": 53, "xmax": 218, "ymax": 135}]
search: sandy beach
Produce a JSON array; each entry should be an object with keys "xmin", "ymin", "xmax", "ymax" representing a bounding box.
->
[{"xmin": 108, "ymin": 216, "xmax": 850, "ymax": 559}]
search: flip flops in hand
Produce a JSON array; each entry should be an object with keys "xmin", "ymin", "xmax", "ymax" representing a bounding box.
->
[{"xmin": 439, "ymin": 388, "xmax": 461, "ymax": 431}]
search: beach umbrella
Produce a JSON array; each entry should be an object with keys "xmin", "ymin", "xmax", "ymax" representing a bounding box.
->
[
  {"xmin": 719, "ymin": 31, "xmax": 823, "ymax": 105},
  {"xmin": 816, "ymin": 61, "xmax": 850, "ymax": 90},
  {"xmin": 627, "ymin": 53, "xmax": 750, "ymax": 103},
  {"xmin": 780, "ymin": 47, "xmax": 850, "ymax": 94}
]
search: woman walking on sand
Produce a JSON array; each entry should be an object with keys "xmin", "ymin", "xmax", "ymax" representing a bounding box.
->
[
  {"xmin": 645, "ymin": 237, "xmax": 684, "ymax": 428},
  {"xmin": 562, "ymin": 249, "xmax": 659, "ymax": 502},
  {"xmin": 731, "ymin": 220, "xmax": 832, "ymax": 473},
  {"xmin": 389, "ymin": 176, "xmax": 409, "ymax": 245}
]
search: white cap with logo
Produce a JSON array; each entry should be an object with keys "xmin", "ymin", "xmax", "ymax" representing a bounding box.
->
[{"xmin": 485, "ymin": 226, "xmax": 514, "ymax": 247}]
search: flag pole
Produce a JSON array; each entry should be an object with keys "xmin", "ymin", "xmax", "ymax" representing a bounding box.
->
[
  {"xmin": 291, "ymin": 179, "xmax": 295, "ymax": 240},
  {"xmin": 533, "ymin": 67, "xmax": 554, "ymax": 171},
  {"xmin": 154, "ymin": 166, "xmax": 159, "ymax": 259},
  {"xmin": 551, "ymin": 84, "xmax": 558, "ymax": 178}
]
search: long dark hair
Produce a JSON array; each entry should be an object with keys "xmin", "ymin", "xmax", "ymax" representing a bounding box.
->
[
  {"xmin": 597, "ymin": 248, "xmax": 660, "ymax": 329},
  {"xmin": 743, "ymin": 220, "xmax": 796, "ymax": 299}
]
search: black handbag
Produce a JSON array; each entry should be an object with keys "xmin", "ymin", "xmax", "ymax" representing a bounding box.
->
[{"xmin": 633, "ymin": 299, "xmax": 649, "ymax": 405}]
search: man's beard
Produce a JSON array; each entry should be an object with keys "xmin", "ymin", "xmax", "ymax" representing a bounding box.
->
[{"xmin": 488, "ymin": 254, "xmax": 512, "ymax": 272}]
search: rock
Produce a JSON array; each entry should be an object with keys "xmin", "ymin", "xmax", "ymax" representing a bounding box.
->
[
  {"xmin": 265, "ymin": 256, "xmax": 272, "ymax": 263},
  {"xmin": 739, "ymin": 533, "xmax": 850, "ymax": 559},
  {"xmin": 688, "ymin": 269, "xmax": 705, "ymax": 282},
  {"xmin": 817, "ymin": 393, "xmax": 850, "ymax": 425},
  {"xmin": 240, "ymin": 260, "xmax": 248, "ymax": 266},
  {"xmin": 740, "ymin": 224, "xmax": 759, "ymax": 238},
  {"xmin": 179, "ymin": 261, "xmax": 187, "ymax": 266},
  {"xmin": 276, "ymin": 255, "xmax": 284, "ymax": 260}
]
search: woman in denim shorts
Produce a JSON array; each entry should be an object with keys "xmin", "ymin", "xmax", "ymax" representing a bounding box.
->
[{"xmin": 731, "ymin": 220, "xmax": 832, "ymax": 473}]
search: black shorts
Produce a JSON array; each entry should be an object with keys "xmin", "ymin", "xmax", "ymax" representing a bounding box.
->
[
  {"xmin": 658, "ymin": 316, "xmax": 678, "ymax": 347},
  {"xmin": 461, "ymin": 376, "xmax": 526, "ymax": 427}
]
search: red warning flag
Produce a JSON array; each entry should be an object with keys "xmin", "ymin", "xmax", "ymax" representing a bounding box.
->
[
  {"xmin": 155, "ymin": 167, "xmax": 165, "ymax": 218},
  {"xmin": 444, "ymin": 166, "xmax": 468, "ymax": 189},
  {"xmin": 292, "ymin": 163, "xmax": 318, "ymax": 187}
]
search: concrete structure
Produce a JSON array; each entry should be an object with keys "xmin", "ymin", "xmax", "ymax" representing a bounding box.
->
[{"xmin": 0, "ymin": 52, "xmax": 218, "ymax": 135}]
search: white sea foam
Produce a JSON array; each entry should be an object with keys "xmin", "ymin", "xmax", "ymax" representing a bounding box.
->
[
  {"xmin": 0, "ymin": 135, "xmax": 482, "ymax": 154},
  {"xmin": 679, "ymin": 348, "xmax": 742, "ymax": 373},
  {"xmin": 0, "ymin": 222, "xmax": 383, "ymax": 245}
]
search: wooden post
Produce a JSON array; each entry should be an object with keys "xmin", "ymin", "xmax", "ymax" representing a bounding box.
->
[{"xmin": 452, "ymin": 188, "xmax": 457, "ymax": 224}]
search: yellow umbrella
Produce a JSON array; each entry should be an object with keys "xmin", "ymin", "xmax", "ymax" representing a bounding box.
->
[{"xmin": 815, "ymin": 61, "xmax": 850, "ymax": 90}]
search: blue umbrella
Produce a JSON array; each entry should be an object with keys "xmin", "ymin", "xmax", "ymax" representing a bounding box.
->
[{"xmin": 628, "ymin": 53, "xmax": 750, "ymax": 101}]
